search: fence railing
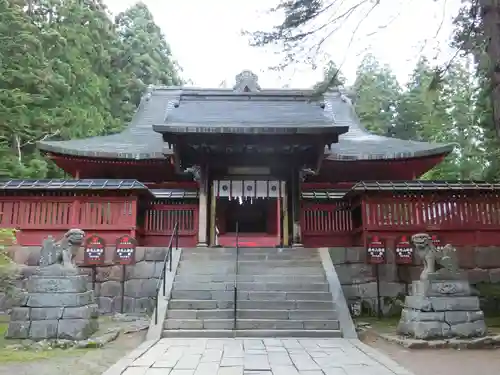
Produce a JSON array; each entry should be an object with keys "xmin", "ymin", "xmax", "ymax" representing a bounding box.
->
[{"xmin": 154, "ymin": 222, "xmax": 179, "ymax": 325}]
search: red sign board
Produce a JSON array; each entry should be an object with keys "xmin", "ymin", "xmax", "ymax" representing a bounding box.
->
[
  {"xmin": 84, "ymin": 235, "xmax": 105, "ymax": 265},
  {"xmin": 115, "ymin": 235, "xmax": 137, "ymax": 265},
  {"xmin": 366, "ymin": 236, "xmax": 386, "ymax": 264},
  {"xmin": 395, "ymin": 235, "xmax": 413, "ymax": 265},
  {"xmin": 431, "ymin": 234, "xmax": 444, "ymax": 250}
]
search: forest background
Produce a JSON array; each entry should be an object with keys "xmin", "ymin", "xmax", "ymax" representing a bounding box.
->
[{"xmin": 0, "ymin": 0, "xmax": 493, "ymax": 181}]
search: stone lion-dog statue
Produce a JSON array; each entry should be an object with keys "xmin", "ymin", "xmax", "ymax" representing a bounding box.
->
[
  {"xmin": 39, "ymin": 228, "xmax": 85, "ymax": 269},
  {"xmin": 411, "ymin": 233, "xmax": 460, "ymax": 280}
]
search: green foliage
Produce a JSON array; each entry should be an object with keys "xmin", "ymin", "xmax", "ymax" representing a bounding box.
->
[
  {"xmin": 0, "ymin": 228, "xmax": 19, "ymax": 296},
  {"xmin": 322, "ymin": 51, "xmax": 489, "ymax": 180},
  {"xmin": 352, "ymin": 55, "xmax": 401, "ymax": 136},
  {"xmin": 0, "ymin": 0, "xmax": 182, "ymax": 179},
  {"xmin": 313, "ymin": 60, "xmax": 346, "ymax": 94}
]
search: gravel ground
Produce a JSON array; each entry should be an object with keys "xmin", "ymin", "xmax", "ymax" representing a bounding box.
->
[
  {"xmin": 365, "ymin": 333, "xmax": 500, "ymax": 375},
  {"xmin": 0, "ymin": 325, "xmax": 146, "ymax": 375}
]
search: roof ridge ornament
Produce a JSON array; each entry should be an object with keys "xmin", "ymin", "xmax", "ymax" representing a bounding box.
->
[{"xmin": 233, "ymin": 70, "xmax": 261, "ymax": 92}]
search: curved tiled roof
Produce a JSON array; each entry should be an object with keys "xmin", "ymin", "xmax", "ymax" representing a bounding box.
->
[
  {"xmin": 324, "ymin": 92, "xmax": 454, "ymax": 160},
  {"xmin": 37, "ymin": 73, "xmax": 454, "ymax": 161},
  {"xmin": 37, "ymin": 88, "xmax": 180, "ymax": 160}
]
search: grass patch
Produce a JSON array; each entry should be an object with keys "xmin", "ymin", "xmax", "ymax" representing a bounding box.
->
[
  {"xmin": 354, "ymin": 316, "xmax": 400, "ymax": 333},
  {"xmin": 0, "ymin": 317, "xmax": 95, "ymax": 363}
]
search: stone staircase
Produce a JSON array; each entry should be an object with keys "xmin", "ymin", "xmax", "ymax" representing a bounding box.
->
[{"xmin": 162, "ymin": 247, "xmax": 342, "ymax": 338}]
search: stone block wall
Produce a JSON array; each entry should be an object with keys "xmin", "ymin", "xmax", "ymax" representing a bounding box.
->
[
  {"xmin": 328, "ymin": 246, "xmax": 500, "ymax": 317},
  {"xmin": 1, "ymin": 246, "xmax": 170, "ymax": 315}
]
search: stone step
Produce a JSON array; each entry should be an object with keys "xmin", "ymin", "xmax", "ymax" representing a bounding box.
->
[
  {"xmin": 173, "ymin": 274, "xmax": 327, "ymax": 283},
  {"xmin": 237, "ymin": 300, "xmax": 335, "ymax": 311},
  {"xmin": 179, "ymin": 259, "xmax": 322, "ymax": 266},
  {"xmin": 164, "ymin": 319, "xmax": 340, "ymax": 330},
  {"xmin": 182, "ymin": 248, "xmax": 315, "ymax": 255},
  {"xmin": 170, "ymin": 290, "xmax": 333, "ymax": 301},
  {"xmin": 162, "ymin": 329, "xmax": 342, "ymax": 338},
  {"xmin": 181, "ymin": 254, "xmax": 321, "ymax": 261},
  {"xmin": 172, "ymin": 282, "xmax": 330, "ymax": 292},
  {"xmin": 168, "ymin": 299, "xmax": 334, "ymax": 311},
  {"xmin": 168, "ymin": 300, "xmax": 234, "ymax": 310},
  {"xmin": 166, "ymin": 309, "xmax": 337, "ymax": 320},
  {"xmin": 175, "ymin": 267, "xmax": 324, "ymax": 276},
  {"xmin": 167, "ymin": 309, "xmax": 234, "ymax": 319}
]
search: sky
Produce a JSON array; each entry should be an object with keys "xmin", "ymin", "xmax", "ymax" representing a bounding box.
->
[{"xmin": 103, "ymin": 0, "xmax": 463, "ymax": 89}]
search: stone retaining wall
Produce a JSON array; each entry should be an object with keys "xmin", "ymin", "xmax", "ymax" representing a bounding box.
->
[
  {"xmin": 328, "ymin": 246, "xmax": 500, "ymax": 317},
  {"xmin": 1, "ymin": 246, "xmax": 170, "ymax": 315}
]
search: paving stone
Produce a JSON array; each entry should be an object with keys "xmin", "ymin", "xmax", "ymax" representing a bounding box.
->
[
  {"xmin": 122, "ymin": 368, "xmax": 149, "ymax": 375},
  {"xmin": 170, "ymin": 370, "xmax": 195, "ymax": 375},
  {"xmin": 267, "ymin": 352, "xmax": 293, "ymax": 366},
  {"xmin": 270, "ymin": 366, "xmax": 300, "ymax": 375},
  {"xmin": 243, "ymin": 354, "xmax": 271, "ymax": 370},
  {"xmin": 176, "ymin": 354, "xmax": 202, "ymax": 369},
  {"xmin": 194, "ymin": 362, "xmax": 219, "ymax": 374},
  {"xmin": 200, "ymin": 349, "xmax": 223, "ymax": 362},
  {"xmin": 217, "ymin": 367, "xmax": 244, "ymax": 375},
  {"xmin": 221, "ymin": 357, "xmax": 244, "ymax": 367},
  {"xmin": 145, "ymin": 369, "xmax": 172, "ymax": 375},
  {"xmin": 290, "ymin": 354, "xmax": 321, "ymax": 371},
  {"xmin": 117, "ymin": 338, "xmax": 410, "ymax": 375},
  {"xmin": 322, "ymin": 368, "xmax": 348, "ymax": 375}
]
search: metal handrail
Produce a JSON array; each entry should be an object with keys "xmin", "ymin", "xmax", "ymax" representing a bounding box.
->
[
  {"xmin": 154, "ymin": 222, "xmax": 179, "ymax": 325},
  {"xmin": 233, "ymin": 221, "xmax": 239, "ymax": 330}
]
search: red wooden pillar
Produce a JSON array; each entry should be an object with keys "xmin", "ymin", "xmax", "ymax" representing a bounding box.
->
[
  {"xmin": 276, "ymin": 197, "xmax": 281, "ymax": 245},
  {"xmin": 130, "ymin": 198, "xmax": 138, "ymax": 238}
]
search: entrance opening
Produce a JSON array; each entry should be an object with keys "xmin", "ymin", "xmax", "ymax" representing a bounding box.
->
[
  {"xmin": 225, "ymin": 198, "xmax": 267, "ymax": 233},
  {"xmin": 217, "ymin": 197, "xmax": 279, "ymax": 247}
]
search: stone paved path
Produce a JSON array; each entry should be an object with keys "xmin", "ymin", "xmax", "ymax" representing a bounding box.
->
[{"xmin": 121, "ymin": 338, "xmax": 413, "ymax": 375}]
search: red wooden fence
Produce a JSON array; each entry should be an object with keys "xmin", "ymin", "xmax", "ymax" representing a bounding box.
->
[
  {"xmin": 0, "ymin": 196, "xmax": 137, "ymax": 246},
  {"xmin": 3, "ymin": 188, "xmax": 500, "ymax": 248},
  {"xmin": 141, "ymin": 202, "xmax": 198, "ymax": 247},
  {"xmin": 301, "ymin": 192, "xmax": 500, "ymax": 247},
  {"xmin": 301, "ymin": 201, "xmax": 353, "ymax": 247},
  {"xmin": 361, "ymin": 192, "xmax": 500, "ymax": 246}
]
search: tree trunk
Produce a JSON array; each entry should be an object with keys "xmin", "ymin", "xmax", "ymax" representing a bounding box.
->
[{"xmin": 480, "ymin": 0, "xmax": 500, "ymax": 137}]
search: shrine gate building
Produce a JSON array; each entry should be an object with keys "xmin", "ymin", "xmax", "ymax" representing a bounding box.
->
[{"xmin": 5, "ymin": 70, "xmax": 500, "ymax": 249}]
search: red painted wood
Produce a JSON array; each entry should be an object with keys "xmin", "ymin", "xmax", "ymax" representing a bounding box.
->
[
  {"xmin": 48, "ymin": 154, "xmax": 176, "ymax": 182},
  {"xmin": 301, "ymin": 201, "xmax": 353, "ymax": 247},
  {"xmin": 267, "ymin": 198, "xmax": 278, "ymax": 235},
  {"xmin": 360, "ymin": 192, "xmax": 500, "ymax": 246},
  {"xmin": 4, "ymin": 188, "xmax": 500, "ymax": 248},
  {"xmin": 309, "ymin": 154, "xmax": 446, "ymax": 182},
  {"xmin": 140, "ymin": 203, "xmax": 198, "ymax": 247},
  {"xmin": 0, "ymin": 196, "xmax": 138, "ymax": 246},
  {"xmin": 143, "ymin": 203, "xmax": 198, "ymax": 235},
  {"xmin": 219, "ymin": 233, "xmax": 278, "ymax": 248}
]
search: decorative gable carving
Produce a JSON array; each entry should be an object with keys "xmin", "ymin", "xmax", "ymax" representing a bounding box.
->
[{"xmin": 233, "ymin": 70, "xmax": 261, "ymax": 92}]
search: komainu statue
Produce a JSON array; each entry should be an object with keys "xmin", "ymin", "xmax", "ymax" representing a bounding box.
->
[
  {"xmin": 39, "ymin": 229, "xmax": 85, "ymax": 269},
  {"xmin": 411, "ymin": 233, "xmax": 460, "ymax": 280}
]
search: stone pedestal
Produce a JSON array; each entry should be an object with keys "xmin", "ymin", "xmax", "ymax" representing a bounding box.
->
[
  {"xmin": 397, "ymin": 279, "xmax": 487, "ymax": 340},
  {"xmin": 6, "ymin": 265, "xmax": 98, "ymax": 340}
]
